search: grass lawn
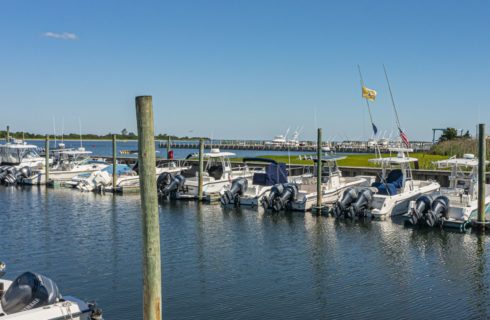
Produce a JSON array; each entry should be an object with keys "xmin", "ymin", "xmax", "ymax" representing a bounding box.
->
[{"xmin": 234, "ymin": 152, "xmax": 450, "ymax": 170}]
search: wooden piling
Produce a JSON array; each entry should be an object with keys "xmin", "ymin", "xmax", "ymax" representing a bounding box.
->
[
  {"xmin": 45, "ymin": 135, "xmax": 49, "ymax": 183},
  {"xmin": 166, "ymin": 136, "xmax": 171, "ymax": 159},
  {"xmin": 6, "ymin": 126, "xmax": 10, "ymax": 142},
  {"xmin": 135, "ymin": 96, "xmax": 162, "ymax": 320},
  {"xmin": 198, "ymin": 138, "xmax": 204, "ymax": 201},
  {"xmin": 477, "ymin": 123, "xmax": 486, "ymax": 228},
  {"xmin": 112, "ymin": 134, "xmax": 117, "ymax": 190},
  {"xmin": 316, "ymin": 128, "xmax": 323, "ymax": 210}
]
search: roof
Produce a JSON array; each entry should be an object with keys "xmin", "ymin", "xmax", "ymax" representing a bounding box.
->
[
  {"xmin": 433, "ymin": 158, "xmax": 489, "ymax": 168},
  {"xmin": 368, "ymin": 156, "xmax": 418, "ymax": 164},
  {"xmin": 203, "ymin": 148, "xmax": 235, "ymax": 158}
]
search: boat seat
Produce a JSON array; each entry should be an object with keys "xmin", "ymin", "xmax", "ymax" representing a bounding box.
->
[{"xmin": 0, "ymin": 272, "xmax": 60, "ymax": 314}]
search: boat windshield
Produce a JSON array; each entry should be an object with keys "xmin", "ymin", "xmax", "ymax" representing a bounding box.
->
[{"xmin": 0, "ymin": 145, "xmax": 40, "ymax": 164}]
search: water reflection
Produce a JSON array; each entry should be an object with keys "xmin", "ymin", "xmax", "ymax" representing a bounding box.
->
[{"xmin": 3, "ymin": 187, "xmax": 490, "ymax": 319}]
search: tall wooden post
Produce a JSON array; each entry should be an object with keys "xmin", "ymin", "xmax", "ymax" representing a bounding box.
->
[
  {"xmin": 45, "ymin": 135, "xmax": 49, "ymax": 183},
  {"xmin": 316, "ymin": 128, "xmax": 323, "ymax": 210},
  {"xmin": 477, "ymin": 123, "xmax": 486, "ymax": 227},
  {"xmin": 135, "ymin": 96, "xmax": 162, "ymax": 320},
  {"xmin": 112, "ymin": 134, "xmax": 118, "ymax": 191},
  {"xmin": 6, "ymin": 126, "xmax": 9, "ymax": 142},
  {"xmin": 198, "ymin": 138, "xmax": 204, "ymax": 201}
]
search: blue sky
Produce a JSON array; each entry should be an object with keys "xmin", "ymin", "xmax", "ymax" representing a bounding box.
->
[{"xmin": 0, "ymin": 0, "xmax": 489, "ymax": 141}]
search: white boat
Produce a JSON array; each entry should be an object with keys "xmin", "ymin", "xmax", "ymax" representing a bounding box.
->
[
  {"xmin": 166, "ymin": 149, "xmax": 253, "ymax": 199},
  {"xmin": 220, "ymin": 158, "xmax": 291, "ymax": 207},
  {"xmin": 0, "ymin": 262, "xmax": 102, "ymax": 320},
  {"xmin": 404, "ymin": 154, "xmax": 490, "ymax": 229},
  {"xmin": 264, "ymin": 128, "xmax": 301, "ymax": 147},
  {"xmin": 22, "ymin": 148, "xmax": 109, "ymax": 185},
  {"xmin": 334, "ymin": 148, "xmax": 440, "ymax": 219},
  {"xmin": 261, "ymin": 156, "xmax": 374, "ymax": 212},
  {"xmin": 0, "ymin": 140, "xmax": 48, "ymax": 169},
  {"xmin": 73, "ymin": 160, "xmax": 191, "ymax": 192}
]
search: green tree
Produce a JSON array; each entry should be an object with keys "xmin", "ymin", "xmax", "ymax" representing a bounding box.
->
[
  {"xmin": 121, "ymin": 128, "xmax": 128, "ymax": 136},
  {"xmin": 438, "ymin": 127, "xmax": 458, "ymax": 142}
]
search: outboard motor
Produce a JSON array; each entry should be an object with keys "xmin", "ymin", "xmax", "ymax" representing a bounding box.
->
[
  {"xmin": 0, "ymin": 166, "xmax": 9, "ymax": 182},
  {"xmin": 271, "ymin": 183, "xmax": 298, "ymax": 212},
  {"xmin": 157, "ymin": 173, "xmax": 186, "ymax": 198},
  {"xmin": 350, "ymin": 188, "xmax": 374, "ymax": 218},
  {"xmin": 425, "ymin": 196, "xmax": 449, "ymax": 227},
  {"xmin": 15, "ymin": 166, "xmax": 31, "ymax": 183},
  {"xmin": 3, "ymin": 167, "xmax": 18, "ymax": 185},
  {"xmin": 408, "ymin": 195, "xmax": 433, "ymax": 225},
  {"xmin": 261, "ymin": 183, "xmax": 285, "ymax": 209},
  {"xmin": 333, "ymin": 187, "xmax": 359, "ymax": 218},
  {"xmin": 0, "ymin": 272, "xmax": 60, "ymax": 314},
  {"xmin": 221, "ymin": 177, "xmax": 248, "ymax": 206}
]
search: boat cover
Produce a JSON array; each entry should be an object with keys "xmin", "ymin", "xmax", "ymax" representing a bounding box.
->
[
  {"xmin": 372, "ymin": 169, "xmax": 403, "ymax": 195},
  {"xmin": 252, "ymin": 163, "xmax": 288, "ymax": 186}
]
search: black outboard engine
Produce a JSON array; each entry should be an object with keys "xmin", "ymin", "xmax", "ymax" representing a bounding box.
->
[
  {"xmin": 221, "ymin": 177, "xmax": 248, "ymax": 206},
  {"xmin": 157, "ymin": 172, "xmax": 172, "ymax": 195},
  {"xmin": 350, "ymin": 188, "xmax": 374, "ymax": 218},
  {"xmin": 262, "ymin": 183, "xmax": 285, "ymax": 209},
  {"xmin": 157, "ymin": 172, "xmax": 186, "ymax": 198},
  {"xmin": 425, "ymin": 196, "xmax": 449, "ymax": 227},
  {"xmin": 0, "ymin": 272, "xmax": 60, "ymax": 314},
  {"xmin": 0, "ymin": 166, "xmax": 9, "ymax": 182},
  {"xmin": 333, "ymin": 187, "xmax": 359, "ymax": 218},
  {"xmin": 269, "ymin": 183, "xmax": 298, "ymax": 212},
  {"xmin": 407, "ymin": 195, "xmax": 433, "ymax": 225}
]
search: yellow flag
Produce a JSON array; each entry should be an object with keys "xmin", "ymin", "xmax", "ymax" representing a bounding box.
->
[{"xmin": 362, "ymin": 86, "xmax": 377, "ymax": 101}]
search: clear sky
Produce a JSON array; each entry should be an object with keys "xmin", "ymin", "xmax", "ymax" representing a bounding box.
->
[{"xmin": 1, "ymin": 0, "xmax": 489, "ymax": 141}]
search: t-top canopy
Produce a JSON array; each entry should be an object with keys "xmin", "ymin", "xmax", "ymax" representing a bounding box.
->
[{"xmin": 204, "ymin": 148, "xmax": 235, "ymax": 158}]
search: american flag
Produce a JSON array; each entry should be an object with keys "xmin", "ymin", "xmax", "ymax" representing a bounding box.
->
[{"xmin": 399, "ymin": 129, "xmax": 410, "ymax": 147}]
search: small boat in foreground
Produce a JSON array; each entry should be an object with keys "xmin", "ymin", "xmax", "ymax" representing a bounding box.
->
[
  {"xmin": 0, "ymin": 261, "xmax": 102, "ymax": 320},
  {"xmin": 404, "ymin": 154, "xmax": 490, "ymax": 229}
]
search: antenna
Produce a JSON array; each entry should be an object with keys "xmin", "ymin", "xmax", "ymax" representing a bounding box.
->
[
  {"xmin": 358, "ymin": 65, "xmax": 381, "ymax": 158},
  {"xmin": 52, "ymin": 116, "xmax": 57, "ymax": 148},
  {"xmin": 78, "ymin": 118, "xmax": 83, "ymax": 148},
  {"xmin": 61, "ymin": 117, "xmax": 64, "ymax": 143}
]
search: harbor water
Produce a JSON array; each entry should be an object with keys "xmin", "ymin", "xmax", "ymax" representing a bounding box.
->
[
  {"xmin": 1, "ymin": 185, "xmax": 490, "ymax": 319},
  {"xmin": 25, "ymin": 140, "xmax": 313, "ymax": 159}
]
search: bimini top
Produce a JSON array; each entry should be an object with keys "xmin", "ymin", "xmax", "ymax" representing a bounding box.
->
[
  {"xmin": 433, "ymin": 154, "xmax": 489, "ymax": 168},
  {"xmin": 203, "ymin": 148, "xmax": 235, "ymax": 158},
  {"xmin": 313, "ymin": 155, "xmax": 346, "ymax": 162},
  {"xmin": 368, "ymin": 155, "xmax": 418, "ymax": 165}
]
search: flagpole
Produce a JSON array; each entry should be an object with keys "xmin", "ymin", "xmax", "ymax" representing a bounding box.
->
[
  {"xmin": 357, "ymin": 65, "xmax": 376, "ymax": 136},
  {"xmin": 358, "ymin": 65, "xmax": 380, "ymax": 158}
]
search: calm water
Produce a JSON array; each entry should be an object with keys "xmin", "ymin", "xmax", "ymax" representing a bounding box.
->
[{"xmin": 1, "ymin": 186, "xmax": 490, "ymax": 319}]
